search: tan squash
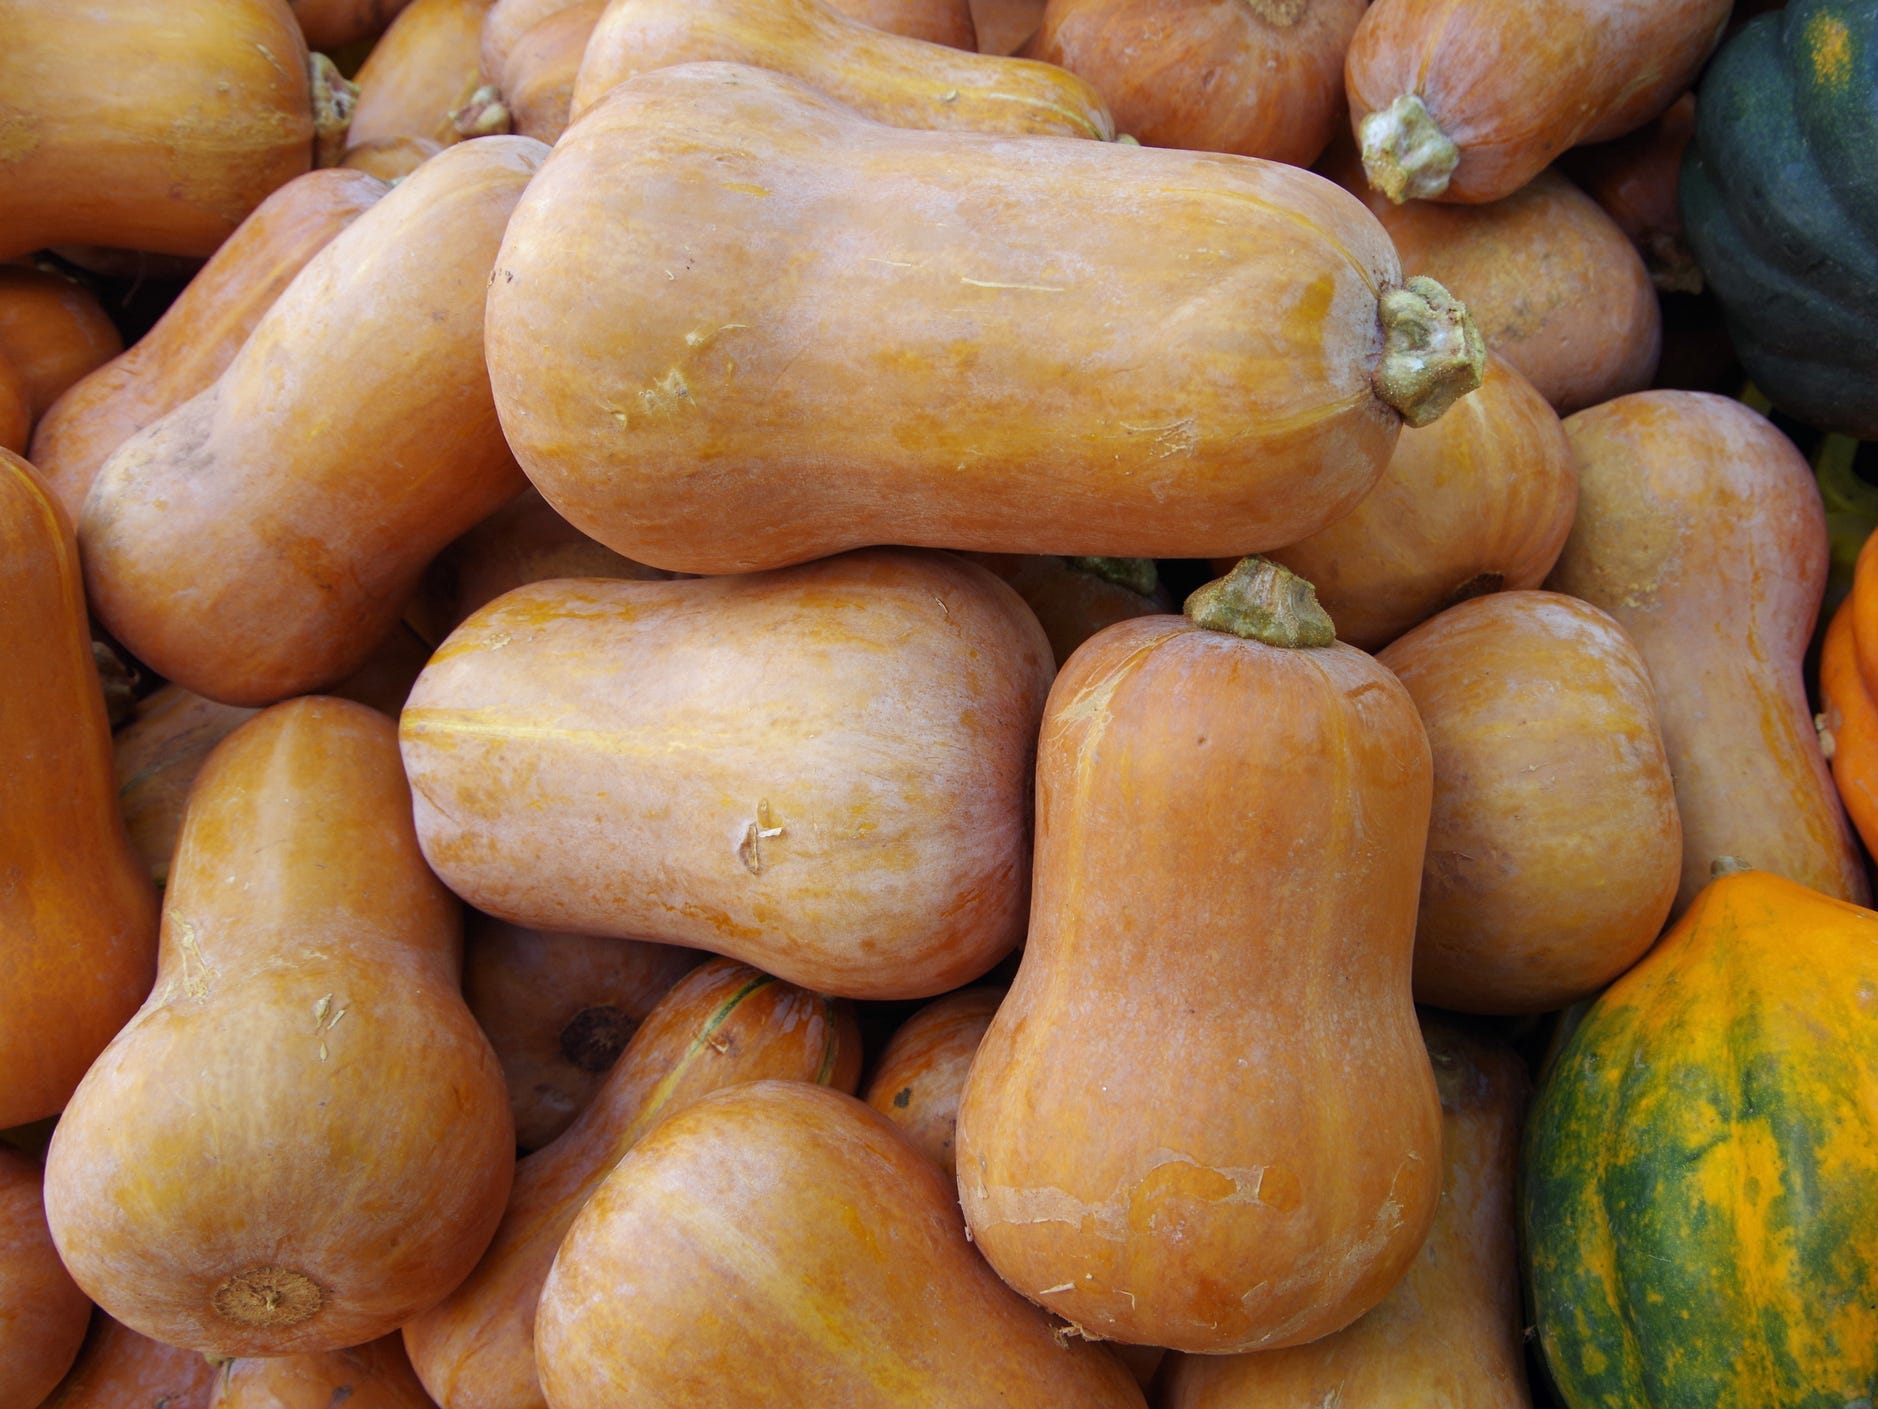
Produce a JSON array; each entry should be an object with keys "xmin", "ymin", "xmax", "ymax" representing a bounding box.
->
[
  {"xmin": 0, "ymin": 449, "xmax": 159, "ymax": 1131},
  {"xmin": 0, "ymin": 269, "xmax": 123, "ymax": 426},
  {"xmin": 1160, "ymin": 1017, "xmax": 1533, "ymax": 1408},
  {"xmin": 1027, "ymin": 0, "xmax": 1368, "ymax": 165},
  {"xmin": 971, "ymin": 0, "xmax": 1044, "ymax": 53},
  {"xmin": 863, "ymin": 985, "xmax": 1003, "ymax": 1178},
  {"xmin": 1320, "ymin": 141, "xmax": 1659, "ymax": 414},
  {"xmin": 1377, "ymin": 591, "xmax": 1682, "ymax": 1013},
  {"xmin": 535, "ymin": 1081, "xmax": 1147, "ymax": 1408},
  {"xmin": 404, "ymin": 486, "xmax": 673, "ymax": 647},
  {"xmin": 290, "ymin": 0, "xmax": 414, "ymax": 47},
  {"xmin": 0, "ymin": 1150, "xmax": 91, "ymax": 1408},
  {"xmin": 41, "ymin": 1313, "xmax": 219, "ymax": 1409},
  {"xmin": 956, "ymin": 558, "xmax": 1442, "ymax": 1354},
  {"xmin": 480, "ymin": 0, "xmax": 583, "ymax": 78},
  {"xmin": 400, "ymin": 550, "xmax": 1053, "ymax": 998},
  {"xmin": 347, "ymin": 0, "xmax": 498, "ymax": 151},
  {"xmin": 404, "ymin": 958, "xmax": 861, "ymax": 1409},
  {"xmin": 0, "ymin": 0, "xmax": 331, "ymax": 260},
  {"xmin": 461, "ymin": 915, "xmax": 702, "ymax": 1149},
  {"xmin": 833, "ymin": 0, "xmax": 977, "ymax": 46},
  {"xmin": 1346, "ymin": 0, "xmax": 1731, "ymax": 204},
  {"xmin": 42, "ymin": 698, "xmax": 516, "ymax": 1356},
  {"xmin": 962, "ymin": 555, "xmax": 1170, "ymax": 667},
  {"xmin": 30, "ymin": 168, "xmax": 388, "ymax": 522},
  {"xmin": 1547, "ymin": 391, "xmax": 1868, "ymax": 911},
  {"xmin": 212, "ymin": 1335, "xmax": 436, "ymax": 1408},
  {"xmin": 486, "ymin": 62, "xmax": 1484, "ymax": 573},
  {"xmin": 1264, "ymin": 354, "xmax": 1577, "ymax": 651},
  {"xmin": 81, "ymin": 136, "xmax": 542, "ymax": 708},
  {"xmin": 571, "ymin": 0, "xmax": 1115, "ymax": 140},
  {"xmin": 497, "ymin": 1, "xmax": 601, "ymax": 142}
]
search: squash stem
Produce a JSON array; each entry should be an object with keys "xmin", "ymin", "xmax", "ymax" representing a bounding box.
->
[
  {"xmin": 452, "ymin": 84, "xmax": 514, "ymax": 139},
  {"xmin": 1184, "ymin": 557, "xmax": 1335, "ymax": 647},
  {"xmin": 1359, "ymin": 93, "xmax": 1459, "ymax": 203},
  {"xmin": 1373, "ymin": 276, "xmax": 1486, "ymax": 428},
  {"xmin": 309, "ymin": 53, "xmax": 359, "ymax": 169}
]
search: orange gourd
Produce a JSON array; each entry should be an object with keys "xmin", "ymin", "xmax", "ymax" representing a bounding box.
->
[
  {"xmin": 399, "ymin": 550, "xmax": 1054, "ymax": 999},
  {"xmin": 863, "ymin": 985, "xmax": 1004, "ymax": 1177},
  {"xmin": 0, "ymin": 1150, "xmax": 91, "ymax": 1408},
  {"xmin": 956, "ymin": 558, "xmax": 1442, "ymax": 1353},
  {"xmin": 403, "ymin": 958, "xmax": 861, "ymax": 1409},
  {"xmin": 1560, "ymin": 93, "xmax": 1701, "ymax": 293},
  {"xmin": 30, "ymin": 168, "xmax": 388, "ymax": 522},
  {"xmin": 346, "ymin": 0, "xmax": 498, "ymax": 152},
  {"xmin": 0, "ymin": 0, "xmax": 333, "ymax": 260},
  {"xmin": 0, "ymin": 449, "xmax": 158, "ymax": 1131},
  {"xmin": 480, "ymin": 0, "xmax": 582, "ymax": 78},
  {"xmin": 43, "ymin": 698, "xmax": 516, "ymax": 1356},
  {"xmin": 960, "ymin": 556, "xmax": 1171, "ymax": 667},
  {"xmin": 0, "ymin": 352, "xmax": 27, "ymax": 454},
  {"xmin": 41, "ymin": 1313, "xmax": 219, "ymax": 1409},
  {"xmin": 486, "ymin": 62, "xmax": 1485, "ymax": 573},
  {"xmin": 495, "ymin": 1, "xmax": 600, "ymax": 142},
  {"xmin": 571, "ymin": 0, "xmax": 1115, "ymax": 141},
  {"xmin": 1820, "ymin": 597, "xmax": 1878, "ymax": 859},
  {"xmin": 81, "ymin": 136, "xmax": 541, "ymax": 708},
  {"xmin": 1265, "ymin": 353, "xmax": 1577, "ymax": 650},
  {"xmin": 0, "ymin": 269, "xmax": 123, "ymax": 425},
  {"xmin": 341, "ymin": 136, "xmax": 446, "ymax": 180},
  {"xmin": 832, "ymin": 0, "xmax": 976, "ymax": 47},
  {"xmin": 1027, "ymin": 0, "xmax": 1368, "ymax": 165},
  {"xmin": 1376, "ymin": 591, "xmax": 1681, "ymax": 1013},
  {"xmin": 211, "ymin": 1336, "xmax": 436, "ymax": 1408},
  {"xmin": 1346, "ymin": 0, "xmax": 1731, "ymax": 204},
  {"xmin": 534, "ymin": 1081, "xmax": 1147, "ymax": 1408},
  {"xmin": 971, "ymin": 0, "xmax": 1043, "ymax": 52},
  {"xmin": 290, "ymin": 0, "xmax": 414, "ymax": 47},
  {"xmin": 1547, "ymin": 391, "xmax": 1868, "ymax": 911}
]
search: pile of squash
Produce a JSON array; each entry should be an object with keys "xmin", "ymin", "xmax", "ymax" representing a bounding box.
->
[{"xmin": 4, "ymin": 0, "xmax": 1876, "ymax": 1405}]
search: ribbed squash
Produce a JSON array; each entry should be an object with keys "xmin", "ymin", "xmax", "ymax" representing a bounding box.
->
[{"xmin": 1522, "ymin": 866, "xmax": 1878, "ymax": 1408}]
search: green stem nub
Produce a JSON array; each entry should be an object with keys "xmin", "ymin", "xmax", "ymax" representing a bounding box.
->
[
  {"xmin": 1184, "ymin": 557, "xmax": 1336, "ymax": 647},
  {"xmin": 1373, "ymin": 276, "xmax": 1486, "ymax": 428},
  {"xmin": 452, "ymin": 85, "xmax": 513, "ymax": 139},
  {"xmin": 1359, "ymin": 93, "xmax": 1459, "ymax": 204}
]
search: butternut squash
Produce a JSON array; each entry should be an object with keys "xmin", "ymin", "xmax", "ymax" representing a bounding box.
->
[
  {"xmin": 399, "ymin": 549, "xmax": 1053, "ymax": 999},
  {"xmin": 81, "ymin": 136, "xmax": 542, "ymax": 707},
  {"xmin": 486, "ymin": 62, "xmax": 1485, "ymax": 573},
  {"xmin": 1819, "ymin": 600, "xmax": 1878, "ymax": 864},
  {"xmin": 41, "ymin": 1313, "xmax": 219, "ymax": 1409},
  {"xmin": 835, "ymin": 0, "xmax": 977, "ymax": 47},
  {"xmin": 291, "ymin": 0, "xmax": 414, "ymax": 48},
  {"xmin": 863, "ymin": 986, "xmax": 1003, "ymax": 1178},
  {"xmin": 0, "ymin": 449, "xmax": 158, "ymax": 1131},
  {"xmin": 1560, "ymin": 93, "xmax": 1701, "ymax": 294},
  {"xmin": 0, "ymin": 269, "xmax": 122, "ymax": 425},
  {"xmin": 495, "ymin": 1, "xmax": 600, "ymax": 143},
  {"xmin": 30, "ymin": 168, "xmax": 388, "ymax": 522},
  {"xmin": 0, "ymin": 1149, "xmax": 91, "ymax": 1408},
  {"xmin": 43, "ymin": 698, "xmax": 516, "ymax": 1356},
  {"xmin": 534, "ymin": 1081, "xmax": 1147, "ymax": 1408},
  {"xmin": 403, "ymin": 958, "xmax": 861, "ymax": 1409},
  {"xmin": 342, "ymin": 136, "xmax": 446, "ymax": 180},
  {"xmin": 971, "ymin": 0, "xmax": 1044, "ymax": 53},
  {"xmin": 956, "ymin": 558, "xmax": 1442, "ymax": 1353},
  {"xmin": 211, "ymin": 1336, "xmax": 435, "ymax": 1408},
  {"xmin": 0, "ymin": 352, "xmax": 26, "ymax": 454},
  {"xmin": 1547, "ymin": 391, "xmax": 1867, "ymax": 911},
  {"xmin": 347, "ymin": 0, "xmax": 498, "ymax": 152}
]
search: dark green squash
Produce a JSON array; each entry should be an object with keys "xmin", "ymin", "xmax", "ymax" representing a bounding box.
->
[{"xmin": 1680, "ymin": 0, "xmax": 1878, "ymax": 437}]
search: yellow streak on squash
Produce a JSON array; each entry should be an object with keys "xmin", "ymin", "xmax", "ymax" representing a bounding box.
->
[{"xmin": 1805, "ymin": 13, "xmax": 1855, "ymax": 89}]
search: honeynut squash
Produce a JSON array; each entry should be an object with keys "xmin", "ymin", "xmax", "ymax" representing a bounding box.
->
[{"xmin": 484, "ymin": 61, "xmax": 1486, "ymax": 575}]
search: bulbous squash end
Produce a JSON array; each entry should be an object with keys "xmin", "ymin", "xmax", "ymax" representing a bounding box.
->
[
  {"xmin": 1185, "ymin": 557, "xmax": 1336, "ymax": 647},
  {"xmin": 1359, "ymin": 94, "xmax": 1458, "ymax": 203},
  {"xmin": 1373, "ymin": 277, "xmax": 1486, "ymax": 428},
  {"xmin": 212, "ymin": 1265, "xmax": 325, "ymax": 1331},
  {"xmin": 309, "ymin": 53, "xmax": 360, "ymax": 170}
]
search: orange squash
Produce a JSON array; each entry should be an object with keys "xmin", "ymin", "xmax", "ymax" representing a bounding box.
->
[
  {"xmin": 403, "ymin": 958, "xmax": 861, "ymax": 1409},
  {"xmin": 1547, "ymin": 391, "xmax": 1868, "ymax": 911},
  {"xmin": 30, "ymin": 168, "xmax": 388, "ymax": 522},
  {"xmin": 1265, "ymin": 353, "xmax": 1577, "ymax": 651},
  {"xmin": 863, "ymin": 985, "xmax": 1003, "ymax": 1178},
  {"xmin": 571, "ymin": 0, "xmax": 1115, "ymax": 140},
  {"xmin": 460, "ymin": 914, "xmax": 702, "ymax": 1149},
  {"xmin": 43, "ymin": 698, "xmax": 516, "ymax": 1356},
  {"xmin": 1560, "ymin": 92, "xmax": 1701, "ymax": 294},
  {"xmin": 956, "ymin": 558, "xmax": 1442, "ymax": 1354},
  {"xmin": 1820, "ymin": 598, "xmax": 1878, "ymax": 860},
  {"xmin": 480, "ymin": 0, "xmax": 583, "ymax": 78},
  {"xmin": 211, "ymin": 1336, "xmax": 435, "ymax": 1408},
  {"xmin": 535, "ymin": 1081, "xmax": 1147, "ymax": 1408},
  {"xmin": 494, "ymin": 1, "xmax": 600, "ymax": 142},
  {"xmin": 347, "ymin": 0, "xmax": 497, "ymax": 152},
  {"xmin": 0, "ymin": 1150, "xmax": 91, "ymax": 1408},
  {"xmin": 342, "ymin": 135, "xmax": 446, "ymax": 180},
  {"xmin": 1026, "ymin": 0, "xmax": 1367, "ymax": 165},
  {"xmin": 41, "ymin": 1312, "xmax": 219, "ymax": 1409},
  {"xmin": 0, "ymin": 449, "xmax": 159, "ymax": 1131},
  {"xmin": 1160, "ymin": 1017, "xmax": 1533, "ymax": 1407},
  {"xmin": 971, "ymin": 0, "xmax": 1043, "ymax": 53},
  {"xmin": 961, "ymin": 555, "xmax": 1171, "ymax": 667},
  {"xmin": 0, "ymin": 0, "xmax": 330, "ymax": 260},
  {"xmin": 0, "ymin": 269, "xmax": 123, "ymax": 426},
  {"xmin": 81, "ymin": 136, "xmax": 541, "ymax": 708},
  {"xmin": 0, "ymin": 352, "xmax": 26, "ymax": 454},
  {"xmin": 290, "ymin": 0, "xmax": 414, "ymax": 48},
  {"xmin": 1346, "ymin": 0, "xmax": 1731, "ymax": 204},
  {"xmin": 399, "ymin": 550, "xmax": 1053, "ymax": 999},
  {"xmin": 832, "ymin": 0, "xmax": 977, "ymax": 47},
  {"xmin": 1377, "ymin": 591, "xmax": 1682, "ymax": 1013},
  {"xmin": 486, "ymin": 62, "xmax": 1484, "ymax": 573}
]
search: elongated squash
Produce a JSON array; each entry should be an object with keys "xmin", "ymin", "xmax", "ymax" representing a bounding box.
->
[{"xmin": 485, "ymin": 61, "xmax": 1484, "ymax": 573}]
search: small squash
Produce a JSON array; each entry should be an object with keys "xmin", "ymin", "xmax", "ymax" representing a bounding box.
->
[
  {"xmin": 81, "ymin": 136, "xmax": 542, "ymax": 708},
  {"xmin": 40, "ymin": 1313, "xmax": 219, "ymax": 1409},
  {"xmin": 1819, "ymin": 599, "xmax": 1878, "ymax": 861},
  {"xmin": 0, "ymin": 449, "xmax": 159, "ymax": 1131},
  {"xmin": 403, "ymin": 958, "xmax": 860, "ymax": 1409},
  {"xmin": 211, "ymin": 1336, "xmax": 435, "ymax": 1409},
  {"xmin": 0, "ymin": 1150, "xmax": 92, "ymax": 1409},
  {"xmin": 862, "ymin": 985, "xmax": 1004, "ymax": 1178},
  {"xmin": 534, "ymin": 1081, "xmax": 1147, "ymax": 1408},
  {"xmin": 494, "ymin": 0, "xmax": 600, "ymax": 142},
  {"xmin": 346, "ymin": 0, "xmax": 499, "ymax": 152},
  {"xmin": 961, "ymin": 554, "xmax": 1170, "ymax": 666},
  {"xmin": 0, "ymin": 352, "xmax": 27, "ymax": 454},
  {"xmin": 833, "ymin": 0, "xmax": 976, "ymax": 47},
  {"xmin": 1523, "ymin": 867, "xmax": 1878, "ymax": 1408},
  {"xmin": 486, "ymin": 62, "xmax": 1485, "ymax": 573},
  {"xmin": 290, "ymin": 0, "xmax": 414, "ymax": 48},
  {"xmin": 1546, "ymin": 391, "xmax": 1867, "ymax": 911},
  {"xmin": 972, "ymin": 0, "xmax": 1043, "ymax": 53},
  {"xmin": 571, "ymin": 0, "xmax": 1115, "ymax": 141},
  {"xmin": 43, "ymin": 698, "xmax": 516, "ymax": 1356},
  {"xmin": 0, "ymin": 269, "xmax": 123, "ymax": 425},
  {"xmin": 956, "ymin": 558, "xmax": 1442, "ymax": 1354},
  {"xmin": 1346, "ymin": 0, "xmax": 1731, "ymax": 204},
  {"xmin": 1561, "ymin": 93, "xmax": 1701, "ymax": 294},
  {"xmin": 30, "ymin": 168, "xmax": 388, "ymax": 522}
]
